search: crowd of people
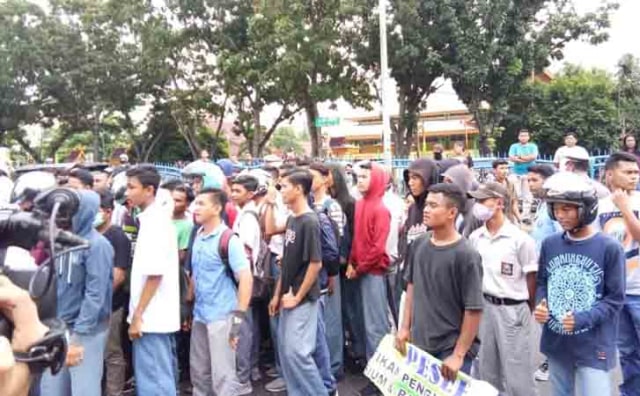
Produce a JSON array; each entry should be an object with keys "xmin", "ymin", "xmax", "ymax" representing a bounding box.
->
[{"xmin": 0, "ymin": 128, "xmax": 640, "ymax": 396}]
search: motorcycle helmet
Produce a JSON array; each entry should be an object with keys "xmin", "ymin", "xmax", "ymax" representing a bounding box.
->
[
  {"xmin": 544, "ymin": 172, "xmax": 598, "ymax": 231},
  {"xmin": 11, "ymin": 171, "xmax": 57, "ymax": 208}
]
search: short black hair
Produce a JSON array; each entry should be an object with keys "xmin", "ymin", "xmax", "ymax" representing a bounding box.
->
[
  {"xmin": 69, "ymin": 168, "xmax": 94, "ymax": 188},
  {"xmin": 527, "ymin": 164, "xmax": 555, "ymax": 179},
  {"xmin": 125, "ymin": 164, "xmax": 160, "ymax": 195},
  {"xmin": 570, "ymin": 158, "xmax": 589, "ymax": 172},
  {"xmin": 427, "ymin": 183, "xmax": 466, "ymax": 215},
  {"xmin": 492, "ymin": 159, "xmax": 509, "ymax": 169},
  {"xmin": 309, "ymin": 162, "xmax": 330, "ymax": 176},
  {"xmin": 605, "ymin": 152, "xmax": 639, "ymax": 171},
  {"xmin": 283, "ymin": 169, "xmax": 313, "ymax": 196},
  {"xmin": 97, "ymin": 188, "xmax": 115, "ymax": 210},
  {"xmin": 518, "ymin": 129, "xmax": 530, "ymax": 135},
  {"xmin": 231, "ymin": 174, "xmax": 259, "ymax": 192},
  {"xmin": 565, "ymin": 127, "xmax": 578, "ymax": 138},
  {"xmin": 162, "ymin": 180, "xmax": 195, "ymax": 203},
  {"xmin": 199, "ymin": 187, "xmax": 228, "ymax": 212}
]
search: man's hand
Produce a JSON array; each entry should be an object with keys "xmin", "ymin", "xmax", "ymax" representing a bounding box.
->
[
  {"xmin": 268, "ymin": 295, "xmax": 280, "ymax": 317},
  {"xmin": 395, "ymin": 328, "xmax": 410, "ymax": 356},
  {"xmin": 281, "ymin": 288, "xmax": 300, "ymax": 310},
  {"xmin": 0, "ymin": 276, "xmax": 48, "ymax": 353},
  {"xmin": 612, "ymin": 189, "xmax": 630, "ymax": 211},
  {"xmin": 562, "ymin": 311, "xmax": 575, "ymax": 333},
  {"xmin": 327, "ymin": 276, "xmax": 336, "ymax": 296},
  {"xmin": 441, "ymin": 353, "xmax": 464, "ymax": 382},
  {"xmin": 346, "ymin": 264, "xmax": 357, "ymax": 280},
  {"xmin": 534, "ymin": 299, "xmax": 549, "ymax": 324},
  {"xmin": 65, "ymin": 344, "xmax": 84, "ymax": 367},
  {"xmin": 229, "ymin": 310, "xmax": 246, "ymax": 350},
  {"xmin": 128, "ymin": 314, "xmax": 143, "ymax": 340}
]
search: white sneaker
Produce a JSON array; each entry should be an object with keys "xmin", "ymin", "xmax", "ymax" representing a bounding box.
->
[
  {"xmin": 534, "ymin": 361, "xmax": 549, "ymax": 381},
  {"xmin": 265, "ymin": 377, "xmax": 287, "ymax": 393},
  {"xmin": 265, "ymin": 366, "xmax": 279, "ymax": 378},
  {"xmin": 238, "ymin": 381, "xmax": 253, "ymax": 395}
]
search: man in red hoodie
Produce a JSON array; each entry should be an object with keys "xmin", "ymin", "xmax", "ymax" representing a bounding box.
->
[{"xmin": 347, "ymin": 162, "xmax": 391, "ymax": 396}]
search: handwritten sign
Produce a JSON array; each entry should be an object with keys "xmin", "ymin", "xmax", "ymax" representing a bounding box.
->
[{"xmin": 365, "ymin": 335, "xmax": 498, "ymax": 396}]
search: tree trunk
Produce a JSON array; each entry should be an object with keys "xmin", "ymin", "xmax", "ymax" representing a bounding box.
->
[
  {"xmin": 305, "ymin": 101, "xmax": 320, "ymax": 158},
  {"xmin": 92, "ymin": 109, "xmax": 100, "ymax": 162},
  {"xmin": 393, "ymin": 93, "xmax": 419, "ymax": 158},
  {"xmin": 252, "ymin": 106, "xmax": 262, "ymax": 158}
]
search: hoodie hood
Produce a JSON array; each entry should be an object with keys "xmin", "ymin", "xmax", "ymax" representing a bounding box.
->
[
  {"xmin": 72, "ymin": 190, "xmax": 100, "ymax": 237},
  {"xmin": 442, "ymin": 164, "xmax": 473, "ymax": 193},
  {"xmin": 364, "ymin": 163, "xmax": 389, "ymax": 200},
  {"xmin": 403, "ymin": 159, "xmax": 437, "ymax": 199}
]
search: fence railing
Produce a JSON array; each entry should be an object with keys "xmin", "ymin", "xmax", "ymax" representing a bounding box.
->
[{"xmin": 154, "ymin": 153, "xmax": 610, "ymax": 181}]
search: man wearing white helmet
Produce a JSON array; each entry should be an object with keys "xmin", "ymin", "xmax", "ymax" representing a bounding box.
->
[
  {"xmin": 534, "ymin": 172, "xmax": 625, "ymax": 396},
  {"xmin": 564, "ymin": 149, "xmax": 609, "ymax": 199}
]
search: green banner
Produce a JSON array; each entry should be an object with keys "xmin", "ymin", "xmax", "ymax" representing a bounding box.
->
[{"xmin": 314, "ymin": 117, "xmax": 340, "ymax": 127}]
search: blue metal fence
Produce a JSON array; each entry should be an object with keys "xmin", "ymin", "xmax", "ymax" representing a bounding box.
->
[{"xmin": 153, "ymin": 153, "xmax": 610, "ymax": 181}]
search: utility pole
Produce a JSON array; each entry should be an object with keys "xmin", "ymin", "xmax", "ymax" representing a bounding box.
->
[{"xmin": 379, "ymin": 0, "xmax": 392, "ymax": 167}]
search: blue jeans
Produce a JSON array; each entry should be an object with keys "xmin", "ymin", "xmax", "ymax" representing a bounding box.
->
[
  {"xmin": 40, "ymin": 325, "xmax": 109, "ymax": 396},
  {"xmin": 342, "ymin": 276, "xmax": 366, "ymax": 360},
  {"xmin": 133, "ymin": 333, "xmax": 177, "ymax": 396},
  {"xmin": 325, "ymin": 276, "xmax": 344, "ymax": 378},
  {"xmin": 236, "ymin": 305, "xmax": 259, "ymax": 383},
  {"xmin": 619, "ymin": 294, "xmax": 640, "ymax": 396},
  {"xmin": 314, "ymin": 295, "xmax": 337, "ymax": 393},
  {"xmin": 548, "ymin": 356, "xmax": 611, "ymax": 396},
  {"xmin": 269, "ymin": 255, "xmax": 282, "ymax": 376},
  {"xmin": 278, "ymin": 300, "xmax": 325, "ymax": 395},
  {"xmin": 360, "ymin": 273, "xmax": 391, "ymax": 360}
]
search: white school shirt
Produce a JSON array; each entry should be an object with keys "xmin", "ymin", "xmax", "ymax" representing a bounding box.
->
[{"xmin": 128, "ymin": 200, "xmax": 180, "ymax": 333}]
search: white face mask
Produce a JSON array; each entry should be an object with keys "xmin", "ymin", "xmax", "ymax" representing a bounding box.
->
[
  {"xmin": 93, "ymin": 212, "xmax": 105, "ymax": 228},
  {"xmin": 472, "ymin": 202, "xmax": 495, "ymax": 222}
]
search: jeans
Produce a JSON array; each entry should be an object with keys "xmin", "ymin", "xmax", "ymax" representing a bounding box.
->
[
  {"xmin": 548, "ymin": 356, "xmax": 611, "ymax": 396},
  {"xmin": 278, "ymin": 300, "xmax": 325, "ymax": 395},
  {"xmin": 269, "ymin": 254, "xmax": 282, "ymax": 376},
  {"xmin": 40, "ymin": 324, "xmax": 109, "ymax": 396},
  {"xmin": 133, "ymin": 333, "xmax": 177, "ymax": 396},
  {"xmin": 514, "ymin": 174, "xmax": 533, "ymax": 219},
  {"xmin": 342, "ymin": 276, "xmax": 366, "ymax": 360},
  {"xmin": 314, "ymin": 295, "xmax": 337, "ymax": 393},
  {"xmin": 618, "ymin": 294, "xmax": 640, "ymax": 396},
  {"xmin": 104, "ymin": 308, "xmax": 126, "ymax": 396},
  {"xmin": 360, "ymin": 273, "xmax": 391, "ymax": 360},
  {"xmin": 324, "ymin": 276, "xmax": 344, "ymax": 378},
  {"xmin": 236, "ymin": 305, "xmax": 259, "ymax": 383}
]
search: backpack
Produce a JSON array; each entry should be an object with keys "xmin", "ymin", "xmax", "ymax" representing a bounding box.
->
[
  {"xmin": 316, "ymin": 199, "xmax": 341, "ymax": 277},
  {"xmin": 219, "ymin": 211, "xmax": 272, "ymax": 301}
]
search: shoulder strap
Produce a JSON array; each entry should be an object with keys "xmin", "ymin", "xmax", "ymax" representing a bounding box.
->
[{"xmin": 218, "ymin": 229, "xmax": 236, "ymax": 285}]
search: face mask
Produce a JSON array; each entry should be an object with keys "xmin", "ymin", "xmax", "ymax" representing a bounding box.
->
[
  {"xmin": 472, "ymin": 202, "xmax": 495, "ymax": 222},
  {"xmin": 93, "ymin": 212, "xmax": 105, "ymax": 228}
]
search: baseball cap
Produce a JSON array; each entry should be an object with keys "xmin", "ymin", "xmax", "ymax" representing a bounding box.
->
[
  {"xmin": 467, "ymin": 182, "xmax": 508, "ymax": 200},
  {"xmin": 565, "ymin": 147, "xmax": 590, "ymax": 161}
]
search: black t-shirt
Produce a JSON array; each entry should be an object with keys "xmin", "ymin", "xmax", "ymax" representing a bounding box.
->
[
  {"xmin": 280, "ymin": 212, "xmax": 322, "ymax": 302},
  {"xmin": 103, "ymin": 225, "xmax": 132, "ymax": 311},
  {"xmin": 405, "ymin": 235, "xmax": 484, "ymax": 356}
]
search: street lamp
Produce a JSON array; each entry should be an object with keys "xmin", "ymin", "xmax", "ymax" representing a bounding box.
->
[{"xmin": 379, "ymin": 0, "xmax": 392, "ymax": 168}]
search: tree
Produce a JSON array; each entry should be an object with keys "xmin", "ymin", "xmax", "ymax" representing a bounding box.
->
[
  {"xmin": 617, "ymin": 54, "xmax": 640, "ymax": 136},
  {"xmin": 498, "ymin": 65, "xmax": 619, "ymax": 155},
  {"xmin": 268, "ymin": 126, "xmax": 307, "ymax": 155},
  {"xmin": 351, "ymin": 0, "xmax": 453, "ymax": 157},
  {"xmin": 444, "ymin": 0, "xmax": 618, "ymax": 155}
]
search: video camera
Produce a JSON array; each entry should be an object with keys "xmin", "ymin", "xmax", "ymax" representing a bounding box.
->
[{"xmin": 0, "ymin": 187, "xmax": 89, "ymax": 374}]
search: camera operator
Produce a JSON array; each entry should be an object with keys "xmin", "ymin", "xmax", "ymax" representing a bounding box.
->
[{"xmin": 0, "ymin": 276, "xmax": 48, "ymax": 396}]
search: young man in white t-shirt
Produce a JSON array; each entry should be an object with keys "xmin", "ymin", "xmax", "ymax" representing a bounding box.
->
[
  {"xmin": 125, "ymin": 165, "xmax": 180, "ymax": 396},
  {"xmin": 597, "ymin": 152, "xmax": 640, "ymax": 395},
  {"xmin": 553, "ymin": 130, "xmax": 589, "ymax": 172}
]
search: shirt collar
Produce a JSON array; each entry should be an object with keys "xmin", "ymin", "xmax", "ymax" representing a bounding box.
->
[
  {"xmin": 197, "ymin": 223, "xmax": 227, "ymax": 239},
  {"xmin": 478, "ymin": 219, "xmax": 517, "ymax": 239}
]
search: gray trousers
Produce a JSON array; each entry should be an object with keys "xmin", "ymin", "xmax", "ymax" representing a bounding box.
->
[
  {"xmin": 190, "ymin": 319, "xmax": 242, "ymax": 396},
  {"xmin": 104, "ymin": 308, "xmax": 126, "ymax": 396},
  {"xmin": 477, "ymin": 301, "xmax": 538, "ymax": 396}
]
